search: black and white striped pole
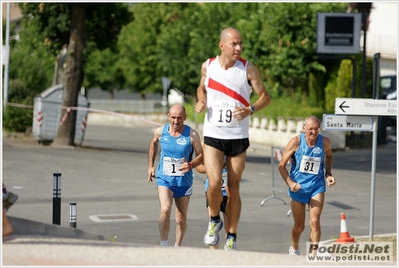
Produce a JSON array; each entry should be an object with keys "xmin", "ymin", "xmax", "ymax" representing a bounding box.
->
[
  {"xmin": 69, "ymin": 203, "xmax": 77, "ymax": 228},
  {"xmin": 52, "ymin": 172, "xmax": 62, "ymax": 225}
]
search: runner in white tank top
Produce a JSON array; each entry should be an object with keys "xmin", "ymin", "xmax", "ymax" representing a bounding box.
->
[
  {"xmin": 203, "ymin": 55, "xmax": 252, "ymax": 139},
  {"xmin": 195, "ymin": 27, "xmax": 272, "ymax": 251}
]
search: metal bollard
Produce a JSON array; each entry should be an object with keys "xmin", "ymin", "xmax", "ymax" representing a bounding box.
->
[
  {"xmin": 70, "ymin": 203, "xmax": 77, "ymax": 228},
  {"xmin": 52, "ymin": 172, "xmax": 62, "ymax": 225}
]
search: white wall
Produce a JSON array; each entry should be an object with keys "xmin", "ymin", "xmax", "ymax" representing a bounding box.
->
[{"xmin": 87, "ymin": 113, "xmax": 347, "ymax": 150}]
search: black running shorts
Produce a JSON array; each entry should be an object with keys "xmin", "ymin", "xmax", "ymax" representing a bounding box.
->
[{"xmin": 204, "ymin": 137, "xmax": 250, "ymax": 156}]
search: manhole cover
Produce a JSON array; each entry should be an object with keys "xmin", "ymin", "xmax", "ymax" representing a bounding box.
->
[{"xmin": 89, "ymin": 214, "xmax": 138, "ymax": 223}]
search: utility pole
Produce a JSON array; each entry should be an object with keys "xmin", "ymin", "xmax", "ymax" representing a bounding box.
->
[
  {"xmin": 361, "ymin": 12, "xmax": 368, "ymax": 98},
  {"xmin": 3, "ymin": 2, "xmax": 11, "ymax": 108}
]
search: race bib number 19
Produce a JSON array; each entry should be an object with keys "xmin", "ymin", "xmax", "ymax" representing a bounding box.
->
[
  {"xmin": 299, "ymin": 156, "xmax": 321, "ymax": 175},
  {"xmin": 210, "ymin": 100, "xmax": 239, "ymax": 127},
  {"xmin": 163, "ymin": 157, "xmax": 184, "ymax": 176}
]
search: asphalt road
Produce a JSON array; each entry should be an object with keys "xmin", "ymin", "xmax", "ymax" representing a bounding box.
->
[{"xmin": 2, "ymin": 122, "xmax": 397, "ymax": 254}]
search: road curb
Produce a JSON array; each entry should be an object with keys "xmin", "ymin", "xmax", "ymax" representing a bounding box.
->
[{"xmin": 8, "ymin": 216, "xmax": 105, "ymax": 241}]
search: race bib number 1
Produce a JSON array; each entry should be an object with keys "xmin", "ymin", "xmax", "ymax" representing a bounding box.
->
[
  {"xmin": 210, "ymin": 100, "xmax": 239, "ymax": 127},
  {"xmin": 299, "ymin": 156, "xmax": 321, "ymax": 175},
  {"xmin": 163, "ymin": 157, "xmax": 184, "ymax": 176}
]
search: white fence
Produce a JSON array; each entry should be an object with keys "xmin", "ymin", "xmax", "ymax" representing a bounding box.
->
[{"xmin": 248, "ymin": 116, "xmax": 346, "ymax": 150}]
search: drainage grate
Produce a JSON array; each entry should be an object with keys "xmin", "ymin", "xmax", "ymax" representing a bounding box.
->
[{"xmin": 89, "ymin": 214, "xmax": 138, "ymax": 223}]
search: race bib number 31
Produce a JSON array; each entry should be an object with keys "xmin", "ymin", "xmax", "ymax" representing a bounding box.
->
[
  {"xmin": 299, "ymin": 156, "xmax": 321, "ymax": 175},
  {"xmin": 163, "ymin": 157, "xmax": 184, "ymax": 176},
  {"xmin": 210, "ymin": 100, "xmax": 239, "ymax": 127}
]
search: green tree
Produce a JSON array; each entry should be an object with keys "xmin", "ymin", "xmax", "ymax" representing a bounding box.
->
[
  {"xmin": 83, "ymin": 48, "xmax": 125, "ymax": 99},
  {"xmin": 3, "ymin": 16, "xmax": 54, "ymax": 133},
  {"xmin": 117, "ymin": 3, "xmax": 190, "ymax": 97},
  {"xmin": 18, "ymin": 3, "xmax": 132, "ymax": 146},
  {"xmin": 8, "ymin": 18, "xmax": 54, "ymax": 96},
  {"xmin": 118, "ymin": 3, "xmax": 265, "ymax": 99},
  {"xmin": 325, "ymin": 59, "xmax": 353, "ymax": 112},
  {"xmin": 157, "ymin": 5, "xmax": 196, "ymax": 96},
  {"xmin": 261, "ymin": 2, "xmax": 348, "ymax": 99},
  {"xmin": 159, "ymin": 3, "xmax": 262, "ymax": 97},
  {"xmin": 118, "ymin": 2, "xmax": 353, "ymax": 106}
]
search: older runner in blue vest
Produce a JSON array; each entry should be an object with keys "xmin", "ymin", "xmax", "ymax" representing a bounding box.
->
[
  {"xmin": 278, "ymin": 116, "xmax": 336, "ymax": 255},
  {"xmin": 148, "ymin": 104, "xmax": 203, "ymax": 247}
]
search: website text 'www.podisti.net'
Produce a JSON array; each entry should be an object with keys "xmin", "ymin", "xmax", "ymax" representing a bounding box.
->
[{"xmin": 306, "ymin": 242, "xmax": 394, "ymax": 262}]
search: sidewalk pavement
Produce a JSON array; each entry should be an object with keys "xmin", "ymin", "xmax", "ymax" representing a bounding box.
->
[
  {"xmin": 2, "ymin": 216, "xmax": 388, "ymax": 267},
  {"xmin": 3, "ymin": 157, "xmax": 394, "ymax": 267}
]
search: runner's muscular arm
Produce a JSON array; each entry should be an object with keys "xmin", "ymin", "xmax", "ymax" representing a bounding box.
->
[
  {"xmin": 195, "ymin": 141, "xmax": 206, "ymax": 174},
  {"xmin": 189, "ymin": 129, "xmax": 204, "ymax": 170},
  {"xmin": 323, "ymin": 136, "xmax": 336, "ymax": 187},
  {"xmin": 147, "ymin": 126, "xmax": 162, "ymax": 183},
  {"xmin": 278, "ymin": 135, "xmax": 301, "ymax": 192},
  {"xmin": 195, "ymin": 61, "xmax": 208, "ymax": 113},
  {"xmin": 246, "ymin": 62, "xmax": 271, "ymax": 113},
  {"xmin": 180, "ymin": 128, "xmax": 204, "ymax": 173}
]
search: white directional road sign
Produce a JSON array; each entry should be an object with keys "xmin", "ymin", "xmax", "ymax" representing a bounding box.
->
[
  {"xmin": 335, "ymin": 98, "xmax": 397, "ymax": 116},
  {"xmin": 322, "ymin": 114, "xmax": 374, "ymax": 131}
]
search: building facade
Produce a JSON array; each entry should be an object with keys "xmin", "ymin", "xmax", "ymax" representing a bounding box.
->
[{"xmin": 366, "ymin": 2, "xmax": 397, "ymax": 75}]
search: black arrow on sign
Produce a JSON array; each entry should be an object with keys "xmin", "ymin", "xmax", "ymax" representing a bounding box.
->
[{"xmin": 339, "ymin": 101, "xmax": 349, "ymax": 113}]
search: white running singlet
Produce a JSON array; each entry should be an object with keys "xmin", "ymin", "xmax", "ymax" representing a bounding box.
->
[{"xmin": 203, "ymin": 56, "xmax": 252, "ymax": 139}]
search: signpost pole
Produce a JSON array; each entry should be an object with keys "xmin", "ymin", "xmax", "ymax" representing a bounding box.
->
[{"xmin": 369, "ymin": 116, "xmax": 378, "ymax": 241}]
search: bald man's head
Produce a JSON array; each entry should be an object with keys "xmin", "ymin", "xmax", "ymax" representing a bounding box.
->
[
  {"xmin": 169, "ymin": 104, "xmax": 186, "ymax": 115},
  {"xmin": 220, "ymin": 27, "xmax": 242, "ymax": 42}
]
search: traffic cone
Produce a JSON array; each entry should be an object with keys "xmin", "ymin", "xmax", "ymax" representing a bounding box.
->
[{"xmin": 336, "ymin": 213, "xmax": 355, "ymax": 243}]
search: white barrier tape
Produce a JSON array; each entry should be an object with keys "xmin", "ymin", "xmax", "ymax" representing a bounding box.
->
[
  {"xmin": 59, "ymin": 107, "xmax": 71, "ymax": 126},
  {"xmin": 6, "ymin": 102, "xmax": 163, "ymax": 127}
]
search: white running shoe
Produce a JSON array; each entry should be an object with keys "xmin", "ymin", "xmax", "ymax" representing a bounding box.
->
[
  {"xmin": 289, "ymin": 246, "xmax": 300, "ymax": 255},
  {"xmin": 203, "ymin": 220, "xmax": 223, "ymax": 246},
  {"xmin": 224, "ymin": 236, "xmax": 237, "ymax": 251}
]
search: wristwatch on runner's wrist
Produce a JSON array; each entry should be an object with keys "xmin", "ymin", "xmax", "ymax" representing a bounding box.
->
[{"xmin": 248, "ymin": 105, "xmax": 256, "ymax": 115}]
